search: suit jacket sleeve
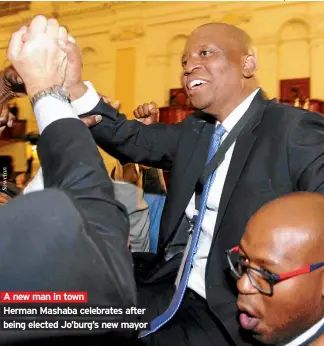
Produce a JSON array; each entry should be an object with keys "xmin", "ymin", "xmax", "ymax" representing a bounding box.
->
[
  {"xmin": 79, "ymin": 99, "xmax": 181, "ymax": 170},
  {"xmin": 288, "ymin": 111, "xmax": 324, "ymax": 192},
  {"xmin": 37, "ymin": 118, "xmax": 137, "ymax": 308}
]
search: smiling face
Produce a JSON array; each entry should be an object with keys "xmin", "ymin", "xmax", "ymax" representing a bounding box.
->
[
  {"xmin": 181, "ymin": 23, "xmax": 258, "ymax": 120},
  {"xmin": 236, "ymin": 193, "xmax": 324, "ymax": 345}
]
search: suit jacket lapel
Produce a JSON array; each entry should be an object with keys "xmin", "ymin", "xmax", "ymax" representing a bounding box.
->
[
  {"xmin": 212, "ymin": 91, "xmax": 270, "ymax": 240},
  {"xmin": 161, "ymin": 113, "xmax": 215, "ymax": 247}
]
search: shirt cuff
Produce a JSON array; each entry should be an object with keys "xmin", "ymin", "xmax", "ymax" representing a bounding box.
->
[
  {"xmin": 71, "ymin": 81, "xmax": 100, "ymax": 115},
  {"xmin": 33, "ymin": 97, "xmax": 79, "ymax": 134}
]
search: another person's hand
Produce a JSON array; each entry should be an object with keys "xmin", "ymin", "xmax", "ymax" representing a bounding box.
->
[
  {"xmin": 0, "ymin": 106, "xmax": 15, "ymax": 137},
  {"xmin": 133, "ymin": 102, "xmax": 162, "ymax": 170},
  {"xmin": 80, "ymin": 94, "xmax": 120, "ymax": 128},
  {"xmin": 99, "ymin": 94, "xmax": 120, "ymax": 112},
  {"xmin": 7, "ymin": 15, "xmax": 68, "ymax": 98},
  {"xmin": 57, "ymin": 35, "xmax": 87, "ymax": 100},
  {"xmin": 133, "ymin": 102, "xmax": 159, "ymax": 125},
  {"xmin": 0, "ymin": 66, "xmax": 27, "ymax": 136}
]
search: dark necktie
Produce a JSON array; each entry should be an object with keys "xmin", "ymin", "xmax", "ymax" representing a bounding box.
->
[{"xmin": 139, "ymin": 123, "xmax": 226, "ymax": 338}]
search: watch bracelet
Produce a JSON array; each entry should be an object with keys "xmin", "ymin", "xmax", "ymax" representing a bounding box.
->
[{"xmin": 30, "ymin": 85, "xmax": 71, "ymax": 107}]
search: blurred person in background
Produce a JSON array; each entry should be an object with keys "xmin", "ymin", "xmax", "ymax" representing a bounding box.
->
[
  {"xmin": 134, "ymin": 102, "xmax": 167, "ymax": 253},
  {"xmin": 112, "ymin": 160, "xmax": 151, "ymax": 252}
]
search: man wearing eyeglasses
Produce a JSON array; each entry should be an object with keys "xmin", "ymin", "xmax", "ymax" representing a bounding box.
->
[{"xmin": 226, "ymin": 192, "xmax": 324, "ymax": 346}]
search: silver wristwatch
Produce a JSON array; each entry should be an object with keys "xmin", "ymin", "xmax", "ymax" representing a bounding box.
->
[{"xmin": 31, "ymin": 85, "xmax": 71, "ymax": 107}]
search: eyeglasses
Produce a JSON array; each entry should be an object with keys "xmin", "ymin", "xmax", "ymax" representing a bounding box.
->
[{"xmin": 226, "ymin": 246, "xmax": 324, "ymax": 296}]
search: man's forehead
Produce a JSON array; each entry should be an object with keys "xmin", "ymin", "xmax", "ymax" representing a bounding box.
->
[
  {"xmin": 242, "ymin": 221, "xmax": 315, "ymax": 267},
  {"xmin": 187, "ymin": 26, "xmax": 225, "ymax": 45},
  {"xmin": 184, "ymin": 24, "xmax": 248, "ymax": 55},
  {"xmin": 240, "ymin": 234, "xmax": 285, "ymax": 269},
  {"xmin": 241, "ymin": 193, "xmax": 324, "ymax": 265}
]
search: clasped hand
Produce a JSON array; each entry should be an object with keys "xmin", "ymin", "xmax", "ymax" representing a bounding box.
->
[{"xmin": 7, "ymin": 15, "xmax": 82, "ymax": 99}]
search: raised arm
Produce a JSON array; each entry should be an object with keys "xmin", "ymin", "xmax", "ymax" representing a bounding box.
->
[
  {"xmin": 58, "ymin": 41, "xmax": 181, "ymax": 170},
  {"xmin": 81, "ymin": 98, "xmax": 181, "ymax": 170},
  {"xmin": 5, "ymin": 14, "xmax": 136, "ymax": 319}
]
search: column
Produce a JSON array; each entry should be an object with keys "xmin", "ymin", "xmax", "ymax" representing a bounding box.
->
[
  {"xmin": 310, "ymin": 38, "xmax": 324, "ymax": 99},
  {"xmin": 255, "ymin": 42, "xmax": 278, "ymax": 99},
  {"xmin": 144, "ymin": 55, "xmax": 168, "ymax": 107},
  {"xmin": 115, "ymin": 47, "xmax": 136, "ymax": 119}
]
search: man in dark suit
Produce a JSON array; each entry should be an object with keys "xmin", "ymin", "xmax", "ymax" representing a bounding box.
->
[
  {"xmin": 37, "ymin": 21, "xmax": 324, "ymax": 345},
  {"xmin": 228, "ymin": 192, "xmax": 323, "ymax": 346},
  {"xmin": 0, "ymin": 15, "xmax": 136, "ymax": 345}
]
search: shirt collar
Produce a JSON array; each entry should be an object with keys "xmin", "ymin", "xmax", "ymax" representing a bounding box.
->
[
  {"xmin": 220, "ymin": 88, "xmax": 260, "ymax": 133},
  {"xmin": 283, "ymin": 317, "xmax": 324, "ymax": 346}
]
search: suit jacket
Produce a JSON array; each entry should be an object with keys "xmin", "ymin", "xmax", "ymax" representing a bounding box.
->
[
  {"xmin": 80, "ymin": 91, "xmax": 324, "ymax": 345},
  {"xmin": 0, "ymin": 119, "xmax": 137, "ymax": 344},
  {"xmin": 38, "ymin": 118, "xmax": 137, "ymax": 305}
]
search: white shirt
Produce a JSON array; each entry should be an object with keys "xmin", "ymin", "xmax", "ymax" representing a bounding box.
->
[
  {"xmin": 186, "ymin": 88, "xmax": 260, "ymax": 298},
  {"xmin": 23, "ymin": 96, "xmax": 80, "ymax": 193},
  {"xmin": 24, "ymin": 81, "xmax": 100, "ymax": 194},
  {"xmin": 33, "ymin": 97, "xmax": 79, "ymax": 135},
  {"xmin": 283, "ymin": 317, "xmax": 324, "ymax": 346}
]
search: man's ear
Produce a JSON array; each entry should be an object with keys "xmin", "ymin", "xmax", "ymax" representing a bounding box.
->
[{"xmin": 242, "ymin": 55, "xmax": 257, "ymax": 78}]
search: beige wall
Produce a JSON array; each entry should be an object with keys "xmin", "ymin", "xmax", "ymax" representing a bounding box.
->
[
  {"xmin": 1, "ymin": 1, "xmax": 324, "ymax": 174},
  {"xmin": 0, "ymin": 142, "xmax": 27, "ymax": 172}
]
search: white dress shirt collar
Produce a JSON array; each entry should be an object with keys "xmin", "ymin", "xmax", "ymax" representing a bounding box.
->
[
  {"xmin": 221, "ymin": 88, "xmax": 260, "ymax": 132},
  {"xmin": 283, "ymin": 317, "xmax": 324, "ymax": 346}
]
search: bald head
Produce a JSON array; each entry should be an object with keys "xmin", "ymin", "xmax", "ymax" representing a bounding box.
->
[
  {"xmin": 244, "ymin": 192, "xmax": 324, "ymax": 265},
  {"xmin": 181, "ymin": 22, "xmax": 259, "ymax": 120},
  {"xmin": 237, "ymin": 192, "xmax": 324, "ymax": 345},
  {"xmin": 193, "ymin": 22, "xmax": 255, "ymax": 56}
]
